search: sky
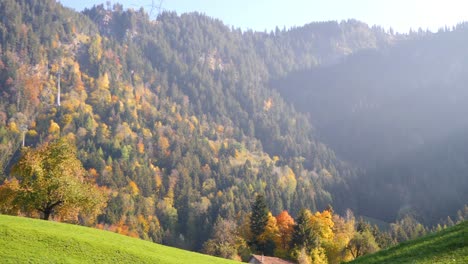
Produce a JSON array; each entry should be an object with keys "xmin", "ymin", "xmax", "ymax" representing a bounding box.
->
[{"xmin": 59, "ymin": 0, "xmax": 468, "ymax": 33}]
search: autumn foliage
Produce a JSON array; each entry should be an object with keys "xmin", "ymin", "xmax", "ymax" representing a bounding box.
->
[{"xmin": 0, "ymin": 138, "xmax": 107, "ymax": 222}]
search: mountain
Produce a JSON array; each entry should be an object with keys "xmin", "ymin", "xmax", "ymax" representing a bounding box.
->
[
  {"xmin": 0, "ymin": 0, "xmax": 399, "ymax": 251},
  {"xmin": 1, "ymin": 0, "xmax": 466, "ymax": 258},
  {"xmin": 348, "ymin": 220, "xmax": 468, "ymax": 264},
  {"xmin": 0, "ymin": 214, "xmax": 236, "ymax": 263},
  {"xmin": 274, "ymin": 27, "xmax": 468, "ymax": 166},
  {"xmin": 273, "ymin": 26, "xmax": 468, "ymax": 224}
]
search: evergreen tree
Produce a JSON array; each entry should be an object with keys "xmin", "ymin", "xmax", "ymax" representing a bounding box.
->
[
  {"xmin": 250, "ymin": 194, "xmax": 269, "ymax": 252},
  {"xmin": 291, "ymin": 209, "xmax": 316, "ymax": 253}
]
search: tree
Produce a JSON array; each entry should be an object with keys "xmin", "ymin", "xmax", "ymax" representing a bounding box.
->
[
  {"xmin": 275, "ymin": 210, "xmax": 295, "ymax": 255},
  {"xmin": 371, "ymin": 224, "xmax": 394, "ymax": 249},
  {"xmin": 88, "ymin": 35, "xmax": 102, "ymax": 65},
  {"xmin": 1, "ymin": 138, "xmax": 107, "ymax": 221},
  {"xmin": 310, "ymin": 247, "xmax": 328, "ymax": 264},
  {"xmin": 258, "ymin": 212, "xmax": 279, "ymax": 256},
  {"xmin": 309, "ymin": 209, "xmax": 335, "ymax": 263},
  {"xmin": 291, "ymin": 209, "xmax": 315, "ymax": 253},
  {"xmin": 310, "ymin": 209, "xmax": 334, "ymax": 245},
  {"xmin": 202, "ymin": 217, "xmax": 249, "ymax": 261},
  {"xmin": 327, "ymin": 214, "xmax": 355, "ymax": 264},
  {"xmin": 297, "ymin": 247, "xmax": 311, "ymax": 264},
  {"xmin": 356, "ymin": 218, "xmax": 371, "ymax": 233},
  {"xmin": 346, "ymin": 230, "xmax": 379, "ymax": 259},
  {"xmin": 250, "ymin": 194, "xmax": 269, "ymax": 252}
]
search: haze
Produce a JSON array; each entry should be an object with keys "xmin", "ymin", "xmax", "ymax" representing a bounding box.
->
[{"xmin": 60, "ymin": 0, "xmax": 468, "ymax": 33}]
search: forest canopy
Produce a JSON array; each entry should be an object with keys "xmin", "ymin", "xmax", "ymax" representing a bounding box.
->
[{"xmin": 0, "ymin": 0, "xmax": 466, "ymax": 262}]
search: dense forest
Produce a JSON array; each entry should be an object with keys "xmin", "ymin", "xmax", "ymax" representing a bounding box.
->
[
  {"xmin": 273, "ymin": 26, "xmax": 468, "ymax": 224},
  {"xmin": 0, "ymin": 0, "xmax": 466, "ymax": 262}
]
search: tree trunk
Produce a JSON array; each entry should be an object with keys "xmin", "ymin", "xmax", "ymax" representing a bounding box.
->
[
  {"xmin": 41, "ymin": 201, "xmax": 62, "ymax": 220},
  {"xmin": 42, "ymin": 208, "xmax": 52, "ymax": 220}
]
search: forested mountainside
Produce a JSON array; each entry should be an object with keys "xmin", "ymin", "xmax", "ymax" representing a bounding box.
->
[
  {"xmin": 0, "ymin": 0, "xmax": 400, "ymax": 251},
  {"xmin": 2, "ymin": 0, "xmax": 466, "ymax": 260},
  {"xmin": 274, "ymin": 25, "xmax": 468, "ymax": 224}
]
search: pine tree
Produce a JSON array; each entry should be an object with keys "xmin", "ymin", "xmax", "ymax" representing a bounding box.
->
[
  {"xmin": 291, "ymin": 209, "xmax": 316, "ymax": 253},
  {"xmin": 250, "ymin": 194, "xmax": 269, "ymax": 252}
]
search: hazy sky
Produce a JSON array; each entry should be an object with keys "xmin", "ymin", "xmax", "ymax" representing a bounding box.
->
[{"xmin": 60, "ymin": 0, "xmax": 468, "ymax": 33}]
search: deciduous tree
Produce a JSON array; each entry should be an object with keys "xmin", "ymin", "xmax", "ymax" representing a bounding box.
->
[
  {"xmin": 275, "ymin": 210, "xmax": 295, "ymax": 255},
  {"xmin": 258, "ymin": 212, "xmax": 279, "ymax": 256},
  {"xmin": 1, "ymin": 138, "xmax": 107, "ymax": 221},
  {"xmin": 202, "ymin": 217, "xmax": 248, "ymax": 261},
  {"xmin": 346, "ymin": 230, "xmax": 379, "ymax": 259}
]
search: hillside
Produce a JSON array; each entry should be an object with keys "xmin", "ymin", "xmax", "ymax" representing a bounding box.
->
[
  {"xmin": 273, "ymin": 25, "xmax": 468, "ymax": 223},
  {"xmin": 1, "ymin": 0, "xmax": 467, "ymax": 261},
  {"xmin": 0, "ymin": 214, "xmax": 236, "ymax": 263},
  {"xmin": 0, "ymin": 0, "xmax": 399, "ymax": 251},
  {"xmin": 348, "ymin": 221, "xmax": 468, "ymax": 264}
]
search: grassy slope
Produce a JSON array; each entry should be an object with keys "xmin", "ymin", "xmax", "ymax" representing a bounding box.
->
[
  {"xmin": 349, "ymin": 221, "xmax": 468, "ymax": 264},
  {"xmin": 0, "ymin": 214, "xmax": 237, "ymax": 264}
]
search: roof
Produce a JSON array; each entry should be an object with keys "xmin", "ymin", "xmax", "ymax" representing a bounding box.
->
[{"xmin": 249, "ymin": 254, "xmax": 294, "ymax": 264}]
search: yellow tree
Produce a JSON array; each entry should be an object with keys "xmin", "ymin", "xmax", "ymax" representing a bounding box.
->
[
  {"xmin": 309, "ymin": 209, "xmax": 335, "ymax": 263},
  {"xmin": 326, "ymin": 214, "xmax": 355, "ymax": 264},
  {"xmin": 1, "ymin": 138, "xmax": 107, "ymax": 221},
  {"xmin": 310, "ymin": 209, "xmax": 334, "ymax": 244},
  {"xmin": 258, "ymin": 212, "xmax": 280, "ymax": 256}
]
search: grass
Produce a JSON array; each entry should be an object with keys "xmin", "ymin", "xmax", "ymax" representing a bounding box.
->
[
  {"xmin": 349, "ymin": 221, "xmax": 468, "ymax": 264},
  {"xmin": 0, "ymin": 214, "xmax": 237, "ymax": 264}
]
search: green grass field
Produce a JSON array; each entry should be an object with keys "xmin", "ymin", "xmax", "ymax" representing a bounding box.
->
[
  {"xmin": 349, "ymin": 221, "xmax": 468, "ymax": 264},
  {"xmin": 0, "ymin": 214, "xmax": 237, "ymax": 264}
]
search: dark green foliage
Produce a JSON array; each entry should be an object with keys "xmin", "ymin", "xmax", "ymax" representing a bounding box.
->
[
  {"xmin": 372, "ymin": 225, "xmax": 395, "ymax": 249},
  {"xmin": 273, "ymin": 25, "xmax": 468, "ymax": 224},
  {"xmin": 291, "ymin": 209, "xmax": 315, "ymax": 252},
  {"xmin": 390, "ymin": 215, "xmax": 427, "ymax": 243},
  {"xmin": 250, "ymin": 195, "xmax": 269, "ymax": 251},
  {"xmin": 356, "ymin": 218, "xmax": 372, "ymax": 233}
]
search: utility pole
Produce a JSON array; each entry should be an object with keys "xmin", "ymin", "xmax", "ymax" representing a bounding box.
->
[
  {"xmin": 149, "ymin": 0, "xmax": 164, "ymax": 19},
  {"xmin": 20, "ymin": 124, "xmax": 27, "ymax": 147},
  {"xmin": 57, "ymin": 66, "xmax": 61, "ymax": 107}
]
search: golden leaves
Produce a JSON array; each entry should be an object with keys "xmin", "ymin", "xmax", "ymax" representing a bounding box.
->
[
  {"xmin": 48, "ymin": 120, "xmax": 60, "ymax": 135},
  {"xmin": 128, "ymin": 181, "xmax": 140, "ymax": 196},
  {"xmin": 263, "ymin": 97, "xmax": 273, "ymax": 111}
]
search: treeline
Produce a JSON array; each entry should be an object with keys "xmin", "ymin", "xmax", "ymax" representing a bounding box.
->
[{"xmin": 204, "ymin": 195, "xmax": 468, "ymax": 262}]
